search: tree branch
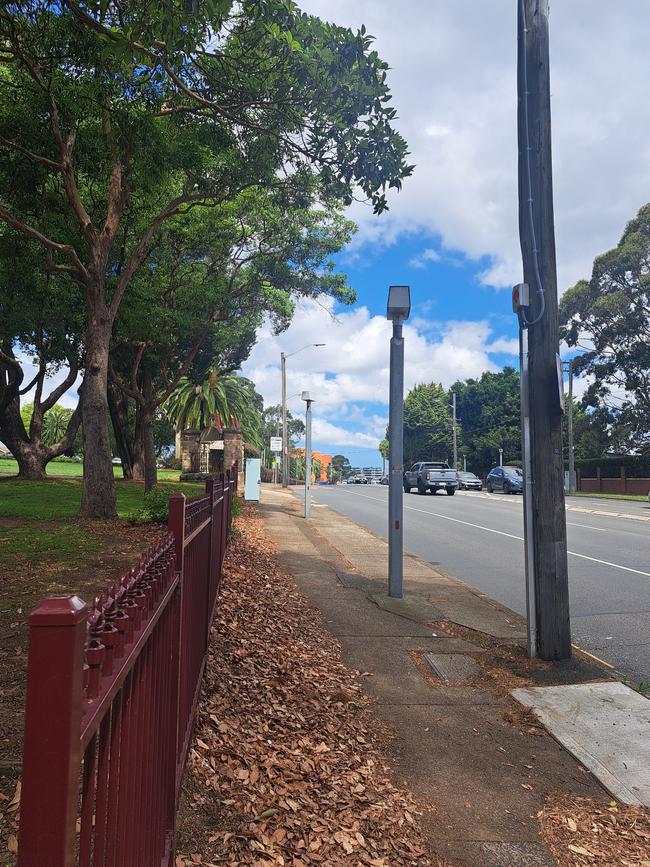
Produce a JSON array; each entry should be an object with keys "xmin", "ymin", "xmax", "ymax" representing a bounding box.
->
[{"xmin": 0, "ymin": 205, "xmax": 89, "ymax": 281}]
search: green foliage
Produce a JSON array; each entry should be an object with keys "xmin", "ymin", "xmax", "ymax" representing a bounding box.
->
[
  {"xmin": 164, "ymin": 373, "xmax": 261, "ymax": 447},
  {"xmin": 331, "ymin": 453, "xmax": 351, "ymax": 481},
  {"xmin": 129, "ymin": 487, "xmax": 171, "ymax": 524},
  {"xmin": 451, "ymin": 368, "xmax": 521, "ymax": 474},
  {"xmin": 560, "ymin": 202, "xmax": 650, "ymax": 451},
  {"xmin": 18, "ymin": 403, "xmax": 77, "ymax": 449},
  {"xmin": 231, "ymin": 495, "xmax": 241, "ymax": 519},
  {"xmin": 402, "ymin": 383, "xmax": 452, "ymax": 468}
]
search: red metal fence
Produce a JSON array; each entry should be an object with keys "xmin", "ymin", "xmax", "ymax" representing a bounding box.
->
[{"xmin": 17, "ymin": 468, "xmax": 236, "ymax": 867}]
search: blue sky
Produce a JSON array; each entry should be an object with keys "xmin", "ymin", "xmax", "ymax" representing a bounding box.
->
[{"xmin": 241, "ymin": 0, "xmax": 650, "ymax": 467}]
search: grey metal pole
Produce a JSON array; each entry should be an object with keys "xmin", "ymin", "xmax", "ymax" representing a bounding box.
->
[
  {"xmin": 281, "ymin": 353, "xmax": 288, "ymax": 488},
  {"xmin": 388, "ymin": 317, "xmax": 405, "ymax": 598},
  {"xmin": 463, "ymin": 455, "xmax": 467, "ymax": 472},
  {"xmin": 568, "ymin": 359, "xmax": 575, "ymax": 494},
  {"xmin": 304, "ymin": 399, "xmax": 312, "ymax": 518},
  {"xmin": 452, "ymin": 391, "xmax": 458, "ymax": 470},
  {"xmin": 499, "ymin": 448, "xmax": 503, "ymax": 467}
]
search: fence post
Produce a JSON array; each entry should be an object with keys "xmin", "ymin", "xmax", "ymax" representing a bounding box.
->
[
  {"xmin": 18, "ymin": 596, "xmax": 87, "ymax": 867},
  {"xmin": 204, "ymin": 477, "xmax": 216, "ymax": 640},
  {"xmin": 168, "ymin": 493, "xmax": 186, "ymax": 576}
]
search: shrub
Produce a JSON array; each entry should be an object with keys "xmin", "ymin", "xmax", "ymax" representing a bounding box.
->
[
  {"xmin": 129, "ymin": 487, "xmax": 170, "ymax": 524},
  {"xmin": 231, "ymin": 495, "xmax": 241, "ymax": 518}
]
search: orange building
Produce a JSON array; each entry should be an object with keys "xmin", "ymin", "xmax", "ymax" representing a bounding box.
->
[{"xmin": 290, "ymin": 449, "xmax": 332, "ymax": 483}]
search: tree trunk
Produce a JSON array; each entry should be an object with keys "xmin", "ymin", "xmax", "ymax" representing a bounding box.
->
[
  {"xmin": 80, "ymin": 318, "xmax": 116, "ymax": 518},
  {"xmin": 142, "ymin": 407, "xmax": 157, "ymax": 492},
  {"xmin": 175, "ymin": 427, "xmax": 182, "ymax": 460},
  {"xmin": 0, "ymin": 397, "xmax": 46, "ymax": 479},
  {"xmin": 132, "ymin": 405, "xmax": 145, "ymax": 481},
  {"xmin": 142, "ymin": 363, "xmax": 157, "ymax": 492},
  {"xmin": 14, "ymin": 444, "xmax": 48, "ymax": 480},
  {"xmin": 107, "ymin": 377, "xmax": 134, "ymax": 479}
]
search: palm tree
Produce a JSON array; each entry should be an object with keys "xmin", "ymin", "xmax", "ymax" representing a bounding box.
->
[{"xmin": 165, "ymin": 372, "xmax": 261, "ymax": 453}]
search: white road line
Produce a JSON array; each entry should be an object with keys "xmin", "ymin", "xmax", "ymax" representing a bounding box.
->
[{"xmin": 336, "ymin": 488, "xmax": 650, "ymax": 579}]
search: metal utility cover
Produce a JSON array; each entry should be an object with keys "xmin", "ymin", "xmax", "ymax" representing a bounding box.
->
[
  {"xmin": 512, "ymin": 682, "xmax": 650, "ymax": 806},
  {"xmin": 423, "ymin": 653, "xmax": 481, "ymax": 682}
]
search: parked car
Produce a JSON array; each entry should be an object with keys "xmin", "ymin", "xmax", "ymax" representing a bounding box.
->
[
  {"xmin": 403, "ymin": 461, "xmax": 458, "ymax": 496},
  {"xmin": 486, "ymin": 465, "xmax": 523, "ymax": 494},
  {"xmin": 380, "ymin": 476, "xmax": 389, "ymax": 485},
  {"xmin": 457, "ymin": 471, "xmax": 482, "ymax": 491}
]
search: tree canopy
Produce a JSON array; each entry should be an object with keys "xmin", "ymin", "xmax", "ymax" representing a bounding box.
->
[
  {"xmin": 0, "ymin": 0, "xmax": 412, "ymax": 513},
  {"xmin": 560, "ymin": 202, "xmax": 650, "ymax": 452}
]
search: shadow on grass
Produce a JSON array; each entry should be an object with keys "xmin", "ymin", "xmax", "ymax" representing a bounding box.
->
[{"xmin": 0, "ymin": 477, "xmax": 203, "ymax": 521}]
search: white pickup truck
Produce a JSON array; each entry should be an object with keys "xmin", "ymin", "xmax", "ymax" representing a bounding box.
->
[{"xmin": 403, "ymin": 461, "xmax": 458, "ymax": 496}]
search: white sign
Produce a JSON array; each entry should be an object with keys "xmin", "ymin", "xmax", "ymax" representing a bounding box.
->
[{"xmin": 269, "ymin": 436, "xmax": 282, "ymax": 452}]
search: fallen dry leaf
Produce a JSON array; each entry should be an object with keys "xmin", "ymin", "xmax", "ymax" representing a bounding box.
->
[{"xmin": 176, "ymin": 506, "xmax": 444, "ymax": 866}]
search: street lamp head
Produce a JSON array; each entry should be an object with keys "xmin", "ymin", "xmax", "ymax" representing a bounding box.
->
[
  {"xmin": 313, "ymin": 343, "xmax": 326, "ymax": 347},
  {"xmin": 387, "ymin": 285, "xmax": 411, "ymax": 321},
  {"xmin": 301, "ymin": 390, "xmax": 312, "ymax": 402}
]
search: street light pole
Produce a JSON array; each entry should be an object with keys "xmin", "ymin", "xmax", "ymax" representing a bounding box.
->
[
  {"xmin": 281, "ymin": 352, "xmax": 288, "ymax": 487},
  {"xmin": 567, "ymin": 359, "xmax": 575, "ymax": 494},
  {"xmin": 499, "ymin": 447, "xmax": 503, "ymax": 467},
  {"xmin": 302, "ymin": 391, "xmax": 313, "ymax": 518},
  {"xmin": 280, "ymin": 344, "xmax": 325, "ymax": 489},
  {"xmin": 387, "ymin": 285, "xmax": 411, "ymax": 599}
]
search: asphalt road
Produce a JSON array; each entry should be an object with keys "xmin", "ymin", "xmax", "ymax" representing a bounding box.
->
[{"xmin": 306, "ymin": 484, "xmax": 650, "ymax": 685}]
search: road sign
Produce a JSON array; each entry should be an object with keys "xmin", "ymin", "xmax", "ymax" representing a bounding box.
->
[{"xmin": 269, "ymin": 436, "xmax": 282, "ymax": 452}]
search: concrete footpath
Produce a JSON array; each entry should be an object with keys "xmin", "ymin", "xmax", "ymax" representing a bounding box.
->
[{"xmin": 259, "ymin": 486, "xmax": 648, "ymax": 867}]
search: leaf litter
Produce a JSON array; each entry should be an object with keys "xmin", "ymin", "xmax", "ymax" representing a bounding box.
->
[
  {"xmin": 176, "ymin": 506, "xmax": 444, "ymax": 866},
  {"xmin": 539, "ymin": 793, "xmax": 650, "ymax": 866}
]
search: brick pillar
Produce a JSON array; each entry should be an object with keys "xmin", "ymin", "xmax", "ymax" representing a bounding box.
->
[{"xmin": 223, "ymin": 429, "xmax": 244, "ymax": 495}]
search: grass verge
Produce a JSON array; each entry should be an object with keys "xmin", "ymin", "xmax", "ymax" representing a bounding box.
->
[{"xmin": 0, "ymin": 458, "xmax": 181, "ymax": 482}]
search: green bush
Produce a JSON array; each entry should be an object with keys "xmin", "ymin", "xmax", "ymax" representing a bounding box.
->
[
  {"xmin": 231, "ymin": 495, "xmax": 241, "ymax": 518},
  {"xmin": 129, "ymin": 487, "xmax": 170, "ymax": 524}
]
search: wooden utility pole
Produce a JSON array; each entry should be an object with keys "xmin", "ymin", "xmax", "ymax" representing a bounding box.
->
[{"xmin": 517, "ymin": 0, "xmax": 571, "ymax": 659}]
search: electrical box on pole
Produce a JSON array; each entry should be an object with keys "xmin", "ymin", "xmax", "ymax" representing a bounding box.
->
[{"xmin": 516, "ymin": 0, "xmax": 571, "ymax": 660}]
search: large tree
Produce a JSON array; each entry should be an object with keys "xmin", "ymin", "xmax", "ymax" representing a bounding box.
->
[
  {"xmin": 108, "ymin": 183, "xmax": 354, "ymax": 489},
  {"xmin": 560, "ymin": 203, "xmax": 650, "ymax": 452},
  {"xmin": 0, "ymin": 238, "xmax": 83, "ymax": 478},
  {"xmin": 451, "ymin": 368, "xmax": 521, "ymax": 475},
  {"xmin": 0, "ymin": 0, "xmax": 412, "ymax": 516},
  {"xmin": 401, "ymin": 383, "xmax": 452, "ymax": 468}
]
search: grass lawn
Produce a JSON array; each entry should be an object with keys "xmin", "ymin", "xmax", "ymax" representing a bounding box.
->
[
  {"xmin": 0, "ymin": 474, "xmax": 204, "ymax": 812},
  {"xmin": 0, "ymin": 476, "xmax": 202, "ymax": 521},
  {"xmin": 0, "ymin": 457, "xmax": 181, "ymax": 481},
  {"xmin": 568, "ymin": 491, "xmax": 648, "ymax": 503}
]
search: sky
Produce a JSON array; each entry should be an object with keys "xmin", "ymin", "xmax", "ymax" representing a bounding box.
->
[
  {"xmin": 241, "ymin": 0, "xmax": 650, "ymax": 466},
  {"xmin": 26, "ymin": 1, "xmax": 650, "ymax": 467}
]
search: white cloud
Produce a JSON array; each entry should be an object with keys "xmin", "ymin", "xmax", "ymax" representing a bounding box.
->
[
  {"xmin": 408, "ymin": 247, "xmax": 441, "ymax": 269},
  {"xmin": 241, "ymin": 298, "xmax": 519, "ymax": 451},
  {"xmin": 299, "ymin": 0, "xmax": 650, "ymax": 292},
  {"xmin": 14, "ymin": 350, "xmax": 80, "ymax": 410}
]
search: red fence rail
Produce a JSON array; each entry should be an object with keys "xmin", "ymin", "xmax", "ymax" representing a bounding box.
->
[{"xmin": 17, "ymin": 467, "xmax": 237, "ymax": 867}]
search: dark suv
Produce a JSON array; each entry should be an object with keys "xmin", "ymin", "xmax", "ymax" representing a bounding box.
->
[{"xmin": 486, "ymin": 466, "xmax": 523, "ymax": 494}]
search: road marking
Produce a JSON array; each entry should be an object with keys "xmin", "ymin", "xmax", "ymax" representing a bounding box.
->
[
  {"xmin": 571, "ymin": 645, "xmax": 617, "ymax": 670},
  {"xmin": 337, "ymin": 488, "xmax": 650, "ymax": 580}
]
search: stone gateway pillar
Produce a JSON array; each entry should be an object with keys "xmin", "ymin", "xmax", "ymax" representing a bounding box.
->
[{"xmin": 223, "ymin": 428, "xmax": 244, "ymax": 495}]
